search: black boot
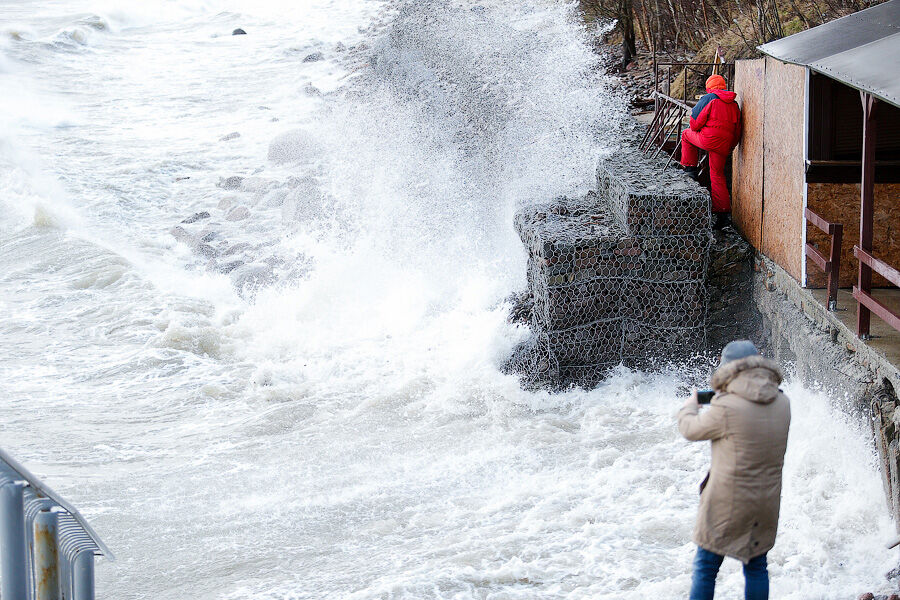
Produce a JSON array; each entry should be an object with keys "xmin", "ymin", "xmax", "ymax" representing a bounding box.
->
[
  {"xmin": 683, "ymin": 166, "xmax": 700, "ymax": 181},
  {"xmin": 713, "ymin": 212, "xmax": 732, "ymax": 230}
]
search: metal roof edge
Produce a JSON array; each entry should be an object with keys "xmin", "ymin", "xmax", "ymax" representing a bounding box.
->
[{"xmin": 807, "ymin": 63, "xmax": 900, "ymax": 108}]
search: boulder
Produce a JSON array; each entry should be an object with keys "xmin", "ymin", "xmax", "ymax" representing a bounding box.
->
[
  {"xmin": 181, "ymin": 211, "xmax": 210, "ymax": 224},
  {"xmin": 170, "ymin": 226, "xmax": 196, "ymax": 246},
  {"xmin": 219, "ymin": 132, "xmax": 240, "ymax": 141},
  {"xmin": 303, "ymin": 51, "xmax": 324, "ymax": 63},
  {"xmin": 281, "ymin": 177, "xmax": 325, "ymax": 223},
  {"xmin": 267, "ymin": 129, "xmax": 321, "ymax": 164},
  {"xmin": 226, "ymin": 206, "xmax": 250, "ymax": 221},
  {"xmin": 231, "ymin": 263, "xmax": 274, "ymax": 291},
  {"xmin": 218, "ymin": 176, "xmax": 244, "ymax": 190},
  {"xmin": 232, "ymin": 28, "xmax": 246, "ymax": 35},
  {"xmin": 195, "ymin": 243, "xmax": 218, "ymax": 259}
]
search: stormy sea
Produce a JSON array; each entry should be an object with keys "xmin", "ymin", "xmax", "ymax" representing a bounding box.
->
[{"xmin": 0, "ymin": 0, "xmax": 894, "ymax": 597}]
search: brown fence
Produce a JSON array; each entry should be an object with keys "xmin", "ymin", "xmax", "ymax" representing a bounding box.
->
[{"xmin": 804, "ymin": 208, "xmax": 843, "ymax": 311}]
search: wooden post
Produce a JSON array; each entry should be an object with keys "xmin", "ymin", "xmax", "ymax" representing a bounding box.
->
[{"xmin": 857, "ymin": 92, "xmax": 878, "ymax": 339}]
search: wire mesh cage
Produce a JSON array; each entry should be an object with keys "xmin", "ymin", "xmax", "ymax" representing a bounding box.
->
[{"xmin": 506, "ymin": 150, "xmax": 714, "ymax": 388}]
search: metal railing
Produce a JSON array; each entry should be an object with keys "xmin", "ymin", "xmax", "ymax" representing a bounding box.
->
[
  {"xmin": 853, "ymin": 246, "xmax": 900, "ymax": 339},
  {"xmin": 639, "ymin": 92, "xmax": 708, "ymax": 175},
  {"xmin": 653, "ymin": 61, "xmax": 736, "ymax": 106},
  {"xmin": 0, "ymin": 448, "xmax": 112, "ymax": 600},
  {"xmin": 804, "ymin": 208, "xmax": 843, "ymax": 311}
]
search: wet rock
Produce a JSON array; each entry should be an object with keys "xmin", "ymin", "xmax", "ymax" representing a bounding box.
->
[
  {"xmin": 238, "ymin": 177, "xmax": 276, "ymax": 194},
  {"xmin": 175, "ymin": 176, "xmax": 191, "ymax": 182},
  {"xmin": 217, "ymin": 260, "xmax": 245, "ymax": 274},
  {"xmin": 218, "ymin": 176, "xmax": 244, "ymax": 190},
  {"xmin": 200, "ymin": 230, "xmax": 220, "ymax": 243},
  {"xmin": 232, "ymin": 28, "xmax": 246, "ymax": 35},
  {"xmin": 302, "ymin": 51, "xmax": 324, "ymax": 63},
  {"xmin": 195, "ymin": 243, "xmax": 218, "ymax": 259},
  {"xmin": 268, "ymin": 129, "xmax": 321, "ymax": 164},
  {"xmin": 182, "ymin": 211, "xmax": 211, "ymax": 224},
  {"xmin": 333, "ymin": 41, "xmax": 346, "ymax": 52},
  {"xmin": 507, "ymin": 291, "xmax": 533, "ymax": 325},
  {"xmin": 223, "ymin": 242, "xmax": 252, "ymax": 256},
  {"xmin": 218, "ymin": 198, "xmax": 234, "ymax": 211},
  {"xmin": 219, "ymin": 132, "xmax": 240, "ymax": 142},
  {"xmin": 282, "ymin": 177, "xmax": 325, "ymax": 223},
  {"xmin": 226, "ymin": 206, "xmax": 250, "ymax": 221},
  {"xmin": 170, "ymin": 226, "xmax": 195, "ymax": 246},
  {"xmin": 261, "ymin": 188, "xmax": 288, "ymax": 208},
  {"xmin": 857, "ymin": 594, "xmax": 874, "ymax": 600},
  {"xmin": 231, "ymin": 262, "xmax": 274, "ymax": 290},
  {"xmin": 303, "ymin": 83, "xmax": 322, "ymax": 97}
]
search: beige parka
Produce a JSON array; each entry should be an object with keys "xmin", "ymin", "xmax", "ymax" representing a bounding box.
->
[{"xmin": 678, "ymin": 355, "xmax": 791, "ymax": 563}]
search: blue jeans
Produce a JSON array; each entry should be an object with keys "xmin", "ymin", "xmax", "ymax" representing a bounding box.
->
[{"xmin": 689, "ymin": 546, "xmax": 768, "ymax": 600}]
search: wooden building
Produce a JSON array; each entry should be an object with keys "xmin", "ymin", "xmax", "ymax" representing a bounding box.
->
[{"xmin": 731, "ymin": 0, "xmax": 900, "ymax": 338}]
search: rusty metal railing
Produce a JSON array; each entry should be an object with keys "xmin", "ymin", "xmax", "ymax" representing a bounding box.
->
[
  {"xmin": 804, "ymin": 208, "xmax": 843, "ymax": 311},
  {"xmin": 0, "ymin": 448, "xmax": 112, "ymax": 600},
  {"xmin": 653, "ymin": 61, "xmax": 736, "ymax": 106},
  {"xmin": 853, "ymin": 247, "xmax": 900, "ymax": 339},
  {"xmin": 639, "ymin": 91, "xmax": 709, "ymax": 176}
]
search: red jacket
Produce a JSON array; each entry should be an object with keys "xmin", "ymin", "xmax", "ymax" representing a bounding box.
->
[{"xmin": 689, "ymin": 89, "xmax": 742, "ymax": 155}]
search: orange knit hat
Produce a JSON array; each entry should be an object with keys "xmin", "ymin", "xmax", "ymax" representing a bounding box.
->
[{"xmin": 706, "ymin": 74, "xmax": 727, "ymax": 91}]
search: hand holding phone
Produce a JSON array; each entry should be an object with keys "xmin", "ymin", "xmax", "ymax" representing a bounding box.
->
[{"xmin": 697, "ymin": 390, "xmax": 714, "ymax": 404}]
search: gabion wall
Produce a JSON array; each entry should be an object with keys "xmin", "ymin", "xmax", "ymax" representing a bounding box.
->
[{"xmin": 508, "ymin": 151, "xmax": 713, "ymax": 388}]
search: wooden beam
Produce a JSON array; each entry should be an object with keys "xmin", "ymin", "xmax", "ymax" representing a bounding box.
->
[{"xmin": 857, "ymin": 92, "xmax": 878, "ymax": 339}]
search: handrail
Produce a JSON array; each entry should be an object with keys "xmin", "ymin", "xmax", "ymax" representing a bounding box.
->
[
  {"xmin": 804, "ymin": 208, "xmax": 843, "ymax": 311},
  {"xmin": 0, "ymin": 448, "xmax": 112, "ymax": 560},
  {"xmin": 640, "ymin": 92, "xmax": 693, "ymax": 170},
  {"xmin": 853, "ymin": 246, "xmax": 900, "ymax": 338},
  {"xmin": 854, "ymin": 246, "xmax": 900, "ymax": 287},
  {"xmin": 0, "ymin": 447, "xmax": 111, "ymax": 600}
]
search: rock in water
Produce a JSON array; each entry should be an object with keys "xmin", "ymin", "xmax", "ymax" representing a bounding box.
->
[
  {"xmin": 169, "ymin": 226, "xmax": 195, "ymax": 246},
  {"xmin": 231, "ymin": 263, "xmax": 274, "ymax": 291},
  {"xmin": 181, "ymin": 211, "xmax": 211, "ymax": 224},
  {"xmin": 302, "ymin": 51, "xmax": 324, "ymax": 63},
  {"xmin": 219, "ymin": 132, "xmax": 240, "ymax": 141},
  {"xmin": 217, "ymin": 176, "xmax": 244, "ymax": 190},
  {"xmin": 267, "ymin": 129, "xmax": 321, "ymax": 164},
  {"xmin": 281, "ymin": 177, "xmax": 325, "ymax": 224},
  {"xmin": 232, "ymin": 28, "xmax": 246, "ymax": 35},
  {"xmin": 195, "ymin": 243, "xmax": 218, "ymax": 259},
  {"xmin": 226, "ymin": 206, "xmax": 250, "ymax": 221}
]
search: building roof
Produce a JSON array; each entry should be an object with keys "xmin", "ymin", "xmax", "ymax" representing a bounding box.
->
[{"xmin": 757, "ymin": 0, "xmax": 900, "ymax": 107}]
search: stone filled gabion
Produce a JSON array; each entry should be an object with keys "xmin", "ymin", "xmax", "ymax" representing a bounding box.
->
[{"xmin": 507, "ymin": 151, "xmax": 713, "ymax": 388}]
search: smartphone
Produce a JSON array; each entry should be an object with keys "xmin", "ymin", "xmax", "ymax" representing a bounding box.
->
[{"xmin": 697, "ymin": 390, "xmax": 714, "ymax": 404}]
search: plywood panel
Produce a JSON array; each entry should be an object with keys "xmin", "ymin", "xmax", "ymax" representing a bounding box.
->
[
  {"xmin": 761, "ymin": 57, "xmax": 806, "ymax": 280},
  {"xmin": 732, "ymin": 59, "xmax": 765, "ymax": 249},
  {"xmin": 806, "ymin": 183, "xmax": 900, "ymax": 288}
]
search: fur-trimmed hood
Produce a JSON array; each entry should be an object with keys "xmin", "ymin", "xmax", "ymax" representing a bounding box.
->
[{"xmin": 711, "ymin": 355, "xmax": 783, "ymax": 403}]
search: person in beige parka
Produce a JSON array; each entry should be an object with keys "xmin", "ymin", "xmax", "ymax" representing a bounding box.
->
[{"xmin": 678, "ymin": 340, "xmax": 791, "ymax": 600}]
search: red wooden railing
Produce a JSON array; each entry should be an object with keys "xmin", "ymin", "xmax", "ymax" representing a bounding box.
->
[
  {"xmin": 853, "ymin": 246, "xmax": 900, "ymax": 338},
  {"xmin": 804, "ymin": 208, "xmax": 843, "ymax": 311}
]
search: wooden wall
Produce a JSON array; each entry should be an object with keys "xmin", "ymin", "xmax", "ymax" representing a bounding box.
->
[
  {"xmin": 806, "ymin": 183, "xmax": 900, "ymax": 288},
  {"xmin": 732, "ymin": 58, "xmax": 806, "ymax": 280},
  {"xmin": 732, "ymin": 59, "xmax": 765, "ymax": 249}
]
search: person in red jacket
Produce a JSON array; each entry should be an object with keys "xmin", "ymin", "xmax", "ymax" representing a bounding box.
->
[{"xmin": 681, "ymin": 74, "xmax": 742, "ymax": 228}]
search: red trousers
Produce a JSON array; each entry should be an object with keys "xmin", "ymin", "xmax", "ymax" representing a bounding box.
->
[{"xmin": 680, "ymin": 129, "xmax": 731, "ymax": 213}]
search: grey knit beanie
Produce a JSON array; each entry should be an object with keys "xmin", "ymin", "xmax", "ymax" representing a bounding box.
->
[{"xmin": 719, "ymin": 340, "xmax": 759, "ymax": 367}]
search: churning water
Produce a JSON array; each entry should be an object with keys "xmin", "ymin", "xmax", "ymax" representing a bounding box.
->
[{"xmin": 0, "ymin": 1, "xmax": 895, "ymax": 598}]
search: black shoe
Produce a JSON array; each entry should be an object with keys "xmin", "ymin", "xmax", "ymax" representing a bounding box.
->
[
  {"xmin": 713, "ymin": 213, "xmax": 731, "ymax": 230},
  {"xmin": 683, "ymin": 166, "xmax": 700, "ymax": 181}
]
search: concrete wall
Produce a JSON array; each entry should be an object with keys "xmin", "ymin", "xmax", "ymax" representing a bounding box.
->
[{"xmin": 733, "ymin": 57, "xmax": 807, "ymax": 281}]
